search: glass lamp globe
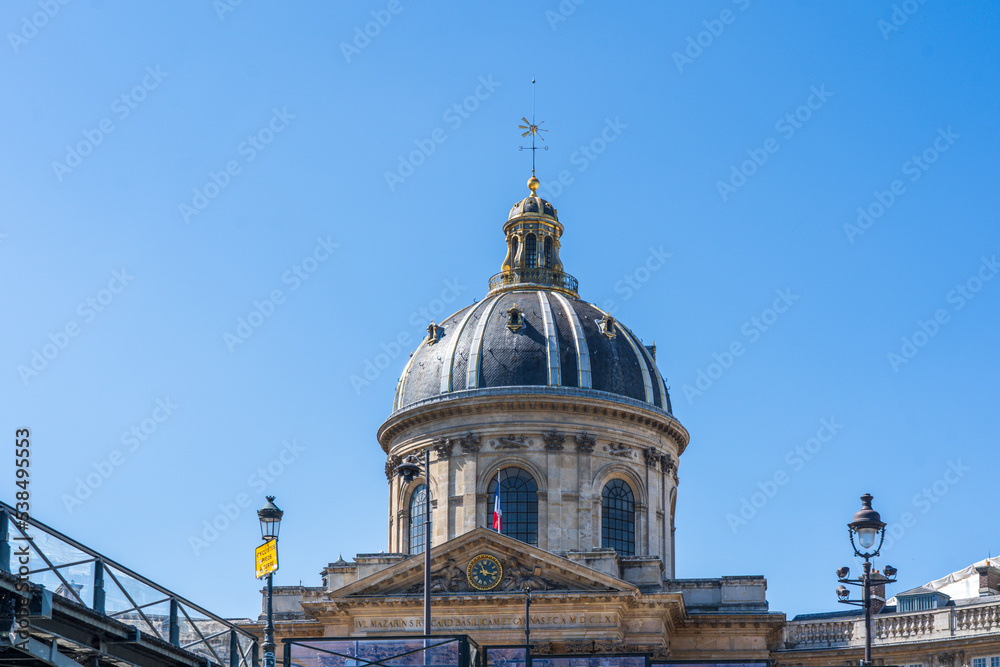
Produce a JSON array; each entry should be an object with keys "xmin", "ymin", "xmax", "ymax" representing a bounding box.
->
[{"xmin": 857, "ymin": 527, "xmax": 877, "ymax": 549}]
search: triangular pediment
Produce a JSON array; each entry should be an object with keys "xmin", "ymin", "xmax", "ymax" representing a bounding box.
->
[{"xmin": 327, "ymin": 528, "xmax": 638, "ymax": 599}]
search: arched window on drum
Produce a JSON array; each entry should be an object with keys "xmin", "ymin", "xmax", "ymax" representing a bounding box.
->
[
  {"xmin": 525, "ymin": 234, "xmax": 538, "ymax": 269},
  {"xmin": 487, "ymin": 468, "xmax": 538, "ymax": 545},
  {"xmin": 602, "ymin": 479, "xmax": 635, "ymax": 556},
  {"xmin": 408, "ymin": 484, "xmax": 430, "ymax": 555}
]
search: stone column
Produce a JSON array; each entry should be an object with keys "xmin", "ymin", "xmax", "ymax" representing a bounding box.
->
[
  {"xmin": 667, "ymin": 486, "xmax": 677, "ymax": 579},
  {"xmin": 394, "ymin": 479, "xmax": 408, "ymax": 553},
  {"xmin": 545, "ymin": 431, "xmax": 567, "ymax": 551},
  {"xmin": 461, "ymin": 454, "xmax": 478, "ymax": 537},
  {"xmin": 431, "ymin": 455, "xmax": 448, "ymax": 547},
  {"xmin": 645, "ymin": 463, "xmax": 658, "ymax": 559},
  {"xmin": 576, "ymin": 434, "xmax": 596, "ymax": 549},
  {"xmin": 637, "ymin": 502, "xmax": 648, "ymax": 557}
]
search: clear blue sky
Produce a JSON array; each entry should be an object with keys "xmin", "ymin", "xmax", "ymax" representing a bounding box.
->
[{"xmin": 2, "ymin": 1, "xmax": 998, "ymax": 622}]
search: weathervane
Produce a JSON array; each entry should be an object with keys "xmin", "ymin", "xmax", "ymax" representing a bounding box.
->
[{"xmin": 519, "ymin": 78, "xmax": 548, "ymax": 176}]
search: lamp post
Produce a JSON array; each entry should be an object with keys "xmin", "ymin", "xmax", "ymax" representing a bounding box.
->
[
  {"xmin": 836, "ymin": 493, "xmax": 897, "ymax": 667},
  {"xmin": 258, "ymin": 496, "xmax": 283, "ymax": 667},
  {"xmin": 524, "ymin": 586, "xmax": 532, "ymax": 667},
  {"xmin": 396, "ymin": 449, "xmax": 431, "ymax": 635}
]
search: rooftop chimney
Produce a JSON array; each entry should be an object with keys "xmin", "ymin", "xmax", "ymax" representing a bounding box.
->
[{"xmin": 976, "ymin": 564, "xmax": 1000, "ymax": 596}]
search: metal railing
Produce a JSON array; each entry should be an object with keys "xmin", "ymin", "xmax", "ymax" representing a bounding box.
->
[
  {"xmin": 487, "ymin": 269, "xmax": 578, "ymax": 296},
  {"xmin": 0, "ymin": 501, "xmax": 258, "ymax": 667}
]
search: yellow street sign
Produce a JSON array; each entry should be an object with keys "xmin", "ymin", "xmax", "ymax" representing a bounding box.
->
[{"xmin": 255, "ymin": 539, "xmax": 278, "ymax": 579}]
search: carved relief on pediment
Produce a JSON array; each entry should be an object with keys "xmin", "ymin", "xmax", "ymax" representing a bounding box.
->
[
  {"xmin": 403, "ymin": 558, "xmax": 471, "ymax": 594},
  {"xmin": 361, "ymin": 547, "xmax": 627, "ymax": 598},
  {"xmin": 397, "ymin": 555, "xmax": 564, "ymax": 595},
  {"xmin": 498, "ymin": 556, "xmax": 560, "ymax": 591}
]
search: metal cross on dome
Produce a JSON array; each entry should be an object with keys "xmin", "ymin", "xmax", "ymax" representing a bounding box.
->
[{"xmin": 519, "ymin": 78, "xmax": 549, "ymax": 176}]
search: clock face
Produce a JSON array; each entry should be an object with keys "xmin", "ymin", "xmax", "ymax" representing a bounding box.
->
[{"xmin": 467, "ymin": 554, "xmax": 503, "ymax": 591}]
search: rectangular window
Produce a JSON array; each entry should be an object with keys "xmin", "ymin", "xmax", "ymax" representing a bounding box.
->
[
  {"xmin": 972, "ymin": 658, "xmax": 987, "ymax": 667},
  {"xmin": 900, "ymin": 595, "xmax": 939, "ymax": 611},
  {"xmin": 991, "ymin": 657, "xmax": 1000, "ymax": 667}
]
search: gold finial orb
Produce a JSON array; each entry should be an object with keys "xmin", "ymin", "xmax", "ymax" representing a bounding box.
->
[{"xmin": 527, "ymin": 175, "xmax": 540, "ymax": 195}]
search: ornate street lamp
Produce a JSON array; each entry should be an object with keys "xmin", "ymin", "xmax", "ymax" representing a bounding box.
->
[
  {"xmin": 837, "ymin": 493, "xmax": 897, "ymax": 666},
  {"xmin": 258, "ymin": 496, "xmax": 283, "ymax": 667},
  {"xmin": 397, "ymin": 450, "xmax": 431, "ymax": 635},
  {"xmin": 259, "ymin": 496, "xmax": 283, "ymax": 541},
  {"xmin": 524, "ymin": 586, "xmax": 532, "ymax": 667}
]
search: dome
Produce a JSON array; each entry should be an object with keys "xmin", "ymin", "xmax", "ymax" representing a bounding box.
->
[
  {"xmin": 393, "ymin": 289, "xmax": 672, "ymax": 414},
  {"xmin": 392, "ymin": 175, "xmax": 673, "ymax": 417},
  {"xmin": 508, "ymin": 194, "xmax": 558, "ymax": 221}
]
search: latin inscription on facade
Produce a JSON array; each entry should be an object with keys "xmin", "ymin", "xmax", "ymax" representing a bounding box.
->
[{"xmin": 353, "ymin": 613, "xmax": 617, "ymax": 632}]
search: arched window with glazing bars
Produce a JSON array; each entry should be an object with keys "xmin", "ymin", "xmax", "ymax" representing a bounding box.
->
[
  {"xmin": 487, "ymin": 468, "xmax": 538, "ymax": 545},
  {"xmin": 408, "ymin": 484, "xmax": 430, "ymax": 554},
  {"xmin": 601, "ymin": 479, "xmax": 635, "ymax": 556}
]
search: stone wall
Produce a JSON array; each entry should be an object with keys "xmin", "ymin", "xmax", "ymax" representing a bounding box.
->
[{"xmin": 379, "ymin": 390, "xmax": 687, "ymax": 581}]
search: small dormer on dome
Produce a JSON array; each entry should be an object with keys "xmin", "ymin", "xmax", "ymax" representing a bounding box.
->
[{"xmin": 490, "ymin": 175, "xmax": 577, "ymax": 297}]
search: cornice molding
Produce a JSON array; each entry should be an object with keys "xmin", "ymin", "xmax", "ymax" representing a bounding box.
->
[{"xmin": 379, "ymin": 388, "xmax": 689, "ymax": 454}]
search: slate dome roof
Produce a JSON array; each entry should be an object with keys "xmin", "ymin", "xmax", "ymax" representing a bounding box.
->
[
  {"xmin": 391, "ymin": 176, "xmax": 672, "ymax": 416},
  {"xmin": 393, "ymin": 289, "xmax": 671, "ymax": 414}
]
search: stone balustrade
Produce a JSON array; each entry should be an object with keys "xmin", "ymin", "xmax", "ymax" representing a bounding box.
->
[
  {"xmin": 956, "ymin": 603, "xmax": 1000, "ymax": 633},
  {"xmin": 784, "ymin": 619, "xmax": 855, "ymax": 647},
  {"xmin": 783, "ymin": 599, "xmax": 1000, "ymax": 649},
  {"xmin": 876, "ymin": 613, "xmax": 935, "ymax": 640}
]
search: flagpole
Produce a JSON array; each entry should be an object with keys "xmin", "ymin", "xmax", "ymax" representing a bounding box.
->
[{"xmin": 493, "ymin": 469, "xmax": 503, "ymax": 534}]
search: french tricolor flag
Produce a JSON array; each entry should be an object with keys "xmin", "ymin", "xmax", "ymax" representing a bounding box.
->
[{"xmin": 492, "ymin": 480, "xmax": 502, "ymax": 532}]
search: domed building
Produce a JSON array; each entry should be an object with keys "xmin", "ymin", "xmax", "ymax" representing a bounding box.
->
[
  {"xmin": 260, "ymin": 175, "xmax": 776, "ymax": 661},
  {"xmin": 383, "ymin": 175, "xmax": 686, "ymax": 575}
]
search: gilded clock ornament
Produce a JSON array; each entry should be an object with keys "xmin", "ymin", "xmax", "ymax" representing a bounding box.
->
[{"xmin": 466, "ymin": 553, "xmax": 503, "ymax": 591}]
